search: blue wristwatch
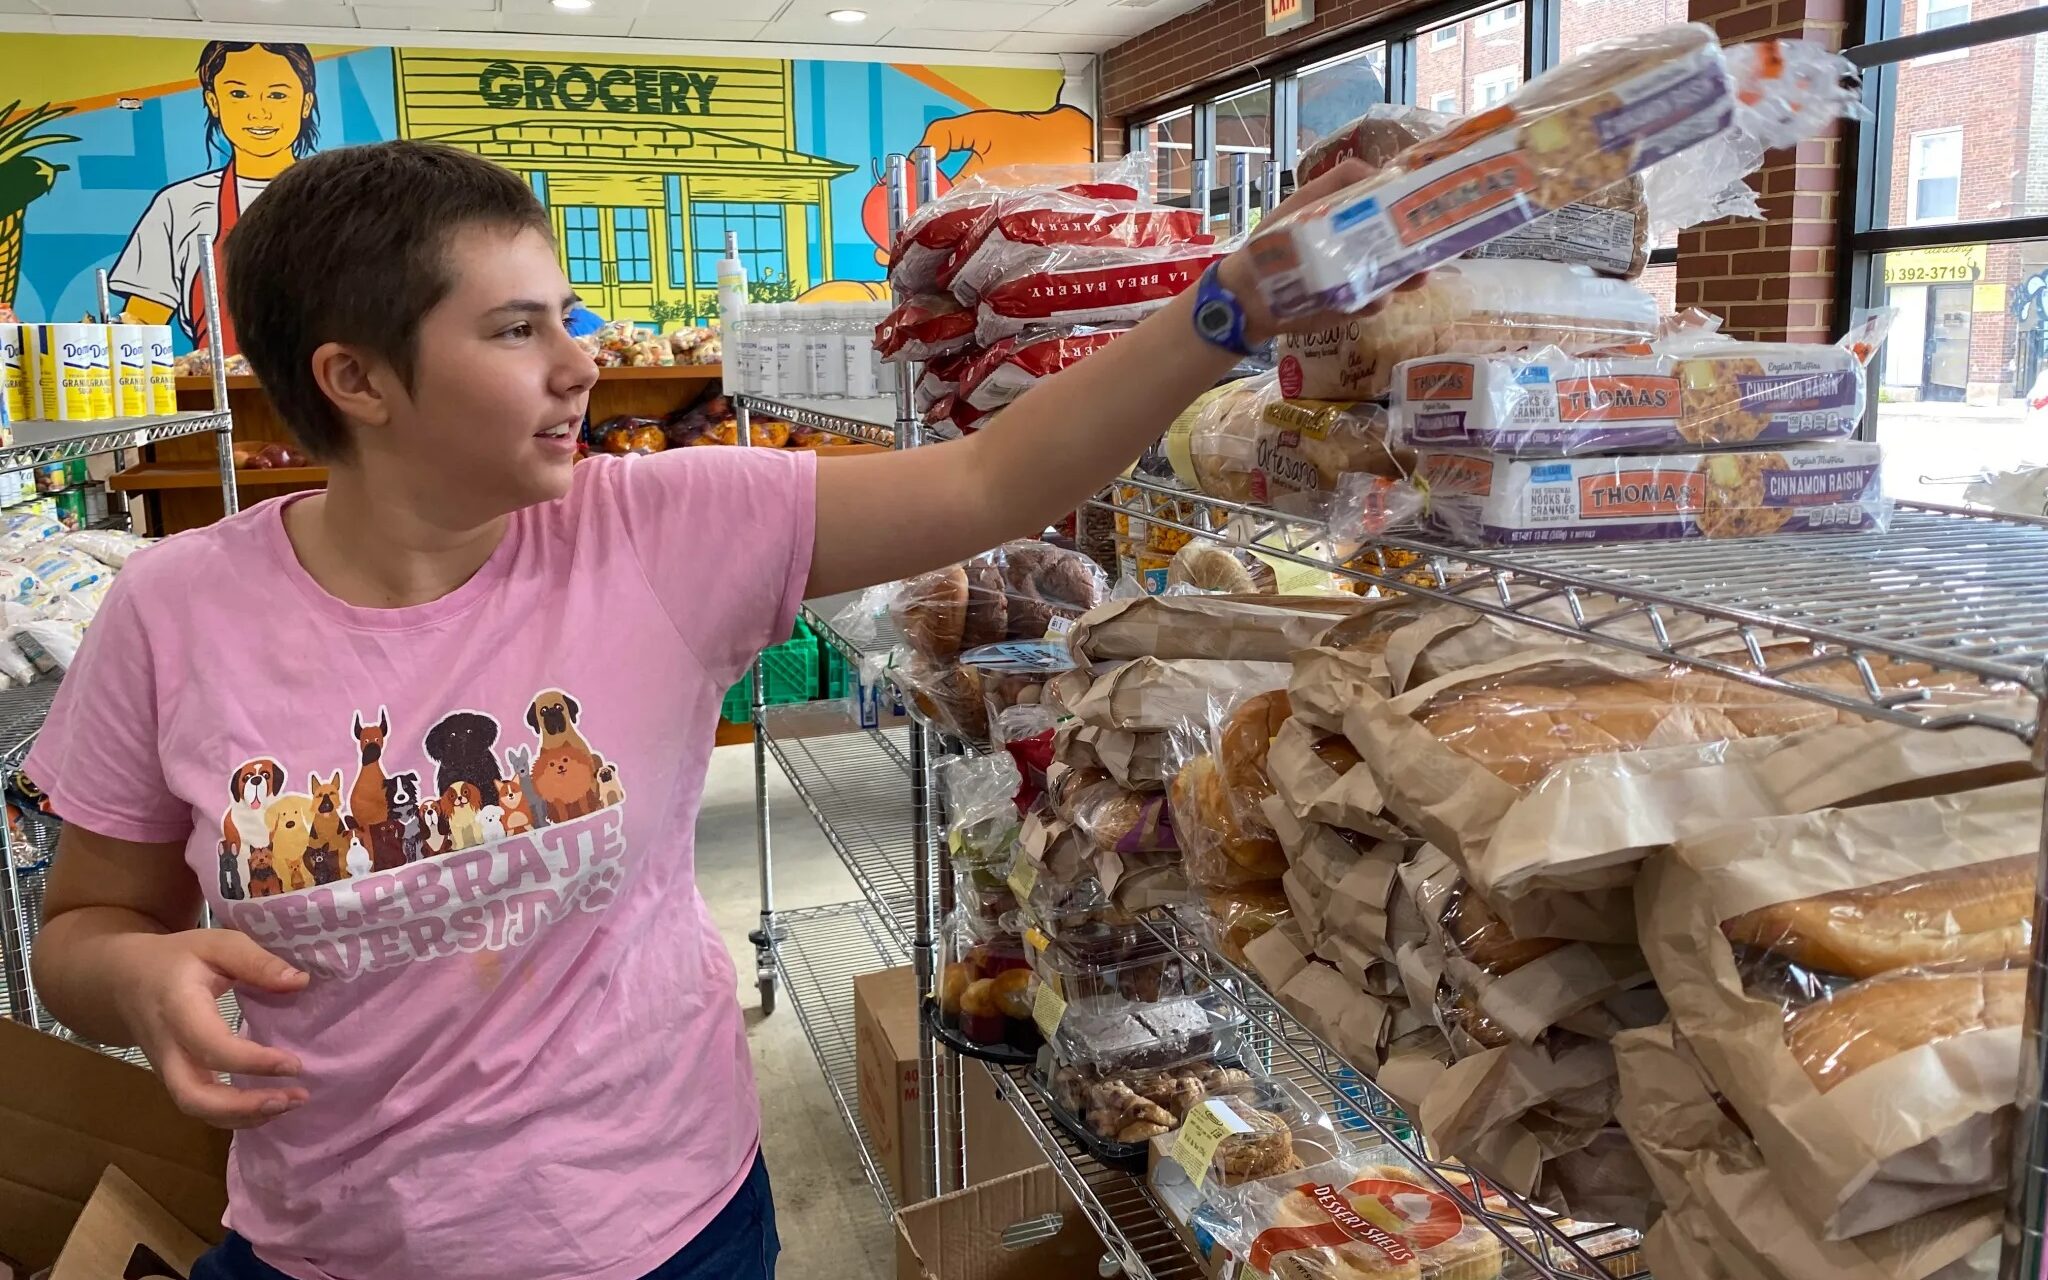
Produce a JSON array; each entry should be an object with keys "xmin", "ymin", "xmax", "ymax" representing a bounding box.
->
[{"xmin": 1191, "ymin": 262, "xmax": 1253, "ymax": 357}]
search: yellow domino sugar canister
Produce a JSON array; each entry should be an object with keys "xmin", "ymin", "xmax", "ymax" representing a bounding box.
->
[
  {"xmin": 34, "ymin": 324, "xmax": 111, "ymax": 420},
  {"xmin": 147, "ymin": 326, "xmax": 178, "ymax": 415},
  {"xmin": 109, "ymin": 324, "xmax": 153, "ymax": 417},
  {"xmin": 0, "ymin": 325, "xmax": 28, "ymax": 423}
]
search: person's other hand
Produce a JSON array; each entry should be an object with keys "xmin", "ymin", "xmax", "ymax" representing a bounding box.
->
[
  {"xmin": 1217, "ymin": 157, "xmax": 1430, "ymax": 343},
  {"xmin": 108, "ymin": 928, "xmax": 310, "ymax": 1128}
]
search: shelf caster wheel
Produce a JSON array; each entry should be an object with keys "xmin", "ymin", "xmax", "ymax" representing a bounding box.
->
[{"xmin": 757, "ymin": 972, "xmax": 777, "ymax": 1017}]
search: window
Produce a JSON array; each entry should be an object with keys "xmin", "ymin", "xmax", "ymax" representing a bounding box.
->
[
  {"xmin": 692, "ymin": 202, "xmax": 788, "ymax": 294},
  {"xmin": 1558, "ymin": 0, "xmax": 1689, "ymax": 61},
  {"xmin": 1297, "ymin": 45, "xmax": 1387, "ymax": 156},
  {"xmin": 1134, "ymin": 109, "xmax": 1194, "ymax": 205},
  {"xmin": 1212, "ymin": 84, "xmax": 1274, "ymax": 230},
  {"xmin": 1906, "ymin": 129, "xmax": 1962, "ymax": 225},
  {"xmin": 1845, "ymin": 5, "xmax": 2048, "ymax": 500},
  {"xmin": 612, "ymin": 207, "xmax": 651, "ymax": 285},
  {"xmin": 1417, "ymin": 5, "xmax": 1528, "ymax": 125},
  {"xmin": 1432, "ymin": 25, "xmax": 1459, "ymax": 45},
  {"xmin": 1432, "ymin": 91, "xmax": 1460, "ymax": 113},
  {"xmin": 1475, "ymin": 67, "xmax": 1521, "ymax": 106},
  {"xmin": 1475, "ymin": 3, "xmax": 1519, "ymax": 33},
  {"xmin": 562, "ymin": 207, "xmax": 603, "ymax": 286}
]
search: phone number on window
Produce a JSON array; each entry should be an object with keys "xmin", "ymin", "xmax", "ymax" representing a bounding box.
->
[{"xmin": 1887, "ymin": 265, "xmax": 1978, "ymax": 283}]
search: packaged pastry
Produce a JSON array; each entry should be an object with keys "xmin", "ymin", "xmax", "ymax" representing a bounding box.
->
[
  {"xmin": 1638, "ymin": 779, "xmax": 2041, "ymax": 1240},
  {"xmin": 874, "ymin": 293, "xmax": 976, "ymax": 362},
  {"xmin": 1216, "ymin": 1152, "xmax": 1507, "ymax": 1280},
  {"xmin": 1045, "ymin": 988, "xmax": 1238, "ymax": 1076},
  {"xmin": 1391, "ymin": 321, "xmax": 1883, "ymax": 457},
  {"xmin": 942, "ymin": 185, "xmax": 1210, "ymax": 303},
  {"xmin": 1274, "ymin": 262, "xmax": 1657, "ymax": 404},
  {"xmin": 1413, "ymin": 442, "xmax": 1889, "ymax": 546},
  {"xmin": 882, "ymin": 539, "xmax": 1107, "ymax": 661},
  {"xmin": 1160, "ymin": 1077, "xmax": 1349, "ymax": 1191},
  {"xmin": 937, "ymin": 908, "xmax": 1039, "ymax": 1054},
  {"xmin": 1246, "ymin": 28, "xmax": 1860, "ymax": 316},
  {"xmin": 977, "ymin": 242, "xmax": 1227, "ymax": 345},
  {"xmin": 1027, "ymin": 922, "xmax": 1193, "ymax": 1005},
  {"xmin": 1041, "ymin": 1054, "xmax": 1258, "ymax": 1155},
  {"xmin": 957, "ymin": 327, "xmax": 1127, "ymax": 411},
  {"xmin": 1166, "ymin": 373, "xmax": 1408, "ymax": 515}
]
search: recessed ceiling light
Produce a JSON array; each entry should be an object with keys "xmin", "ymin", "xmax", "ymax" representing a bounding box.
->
[
  {"xmin": 828, "ymin": 8, "xmax": 868, "ymax": 21},
  {"xmin": 551, "ymin": 0, "xmax": 594, "ymax": 9}
]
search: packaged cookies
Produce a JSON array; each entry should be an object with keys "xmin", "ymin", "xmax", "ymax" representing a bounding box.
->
[
  {"xmin": 1412, "ymin": 443, "xmax": 1889, "ymax": 545},
  {"xmin": 1247, "ymin": 27, "xmax": 1859, "ymax": 316}
]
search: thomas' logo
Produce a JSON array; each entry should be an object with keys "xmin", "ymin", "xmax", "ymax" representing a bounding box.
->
[
  {"xmin": 1556, "ymin": 374, "xmax": 1677, "ymax": 422},
  {"xmin": 1406, "ymin": 361, "xmax": 1474, "ymax": 401},
  {"xmin": 1579, "ymin": 470, "xmax": 1705, "ymax": 517},
  {"xmin": 1390, "ymin": 153, "xmax": 1535, "ymax": 244}
]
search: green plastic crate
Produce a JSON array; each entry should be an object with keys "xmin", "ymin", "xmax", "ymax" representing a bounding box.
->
[{"xmin": 719, "ymin": 619, "xmax": 821, "ymax": 724}]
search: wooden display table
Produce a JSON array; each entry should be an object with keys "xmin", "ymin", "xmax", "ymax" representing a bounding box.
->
[{"xmin": 123, "ymin": 365, "xmax": 725, "ymax": 533}]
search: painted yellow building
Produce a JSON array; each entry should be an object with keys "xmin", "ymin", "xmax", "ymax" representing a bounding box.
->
[{"xmin": 395, "ymin": 50, "xmax": 855, "ymax": 319}]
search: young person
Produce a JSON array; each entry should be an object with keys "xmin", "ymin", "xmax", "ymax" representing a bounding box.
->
[{"xmin": 28, "ymin": 140, "xmax": 1392, "ymax": 1280}]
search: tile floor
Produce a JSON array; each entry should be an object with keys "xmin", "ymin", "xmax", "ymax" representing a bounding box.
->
[{"xmin": 696, "ymin": 740, "xmax": 899, "ymax": 1280}]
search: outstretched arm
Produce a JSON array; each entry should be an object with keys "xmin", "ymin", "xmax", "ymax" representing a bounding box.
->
[{"xmin": 807, "ymin": 158, "xmax": 1400, "ymax": 598}]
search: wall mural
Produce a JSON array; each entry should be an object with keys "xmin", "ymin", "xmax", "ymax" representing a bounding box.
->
[{"xmin": 0, "ymin": 35, "xmax": 1087, "ymax": 352}]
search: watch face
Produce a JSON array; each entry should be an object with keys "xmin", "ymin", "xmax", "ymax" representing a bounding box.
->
[{"xmin": 1197, "ymin": 299, "xmax": 1232, "ymax": 340}]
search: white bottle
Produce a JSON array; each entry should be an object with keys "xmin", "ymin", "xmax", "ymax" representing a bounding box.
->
[
  {"xmin": 776, "ymin": 304, "xmax": 812, "ymax": 398},
  {"xmin": 715, "ymin": 232, "xmax": 749, "ymax": 328},
  {"xmin": 809, "ymin": 304, "xmax": 849, "ymax": 400},
  {"xmin": 844, "ymin": 304, "xmax": 879, "ymax": 400},
  {"xmin": 752, "ymin": 304, "xmax": 782, "ymax": 399}
]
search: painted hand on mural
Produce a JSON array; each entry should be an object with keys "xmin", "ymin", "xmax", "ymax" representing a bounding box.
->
[{"xmin": 858, "ymin": 104, "xmax": 1096, "ymax": 267}]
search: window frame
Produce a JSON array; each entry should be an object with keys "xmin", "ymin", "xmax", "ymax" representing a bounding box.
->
[
  {"xmin": 1904, "ymin": 127, "xmax": 1963, "ymax": 226},
  {"xmin": 1475, "ymin": 3, "xmax": 1519, "ymax": 34},
  {"xmin": 1833, "ymin": 0, "xmax": 2048, "ymax": 435}
]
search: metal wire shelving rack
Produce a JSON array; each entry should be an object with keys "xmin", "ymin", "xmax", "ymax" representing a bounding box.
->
[{"xmin": 1, "ymin": 250, "xmax": 243, "ymax": 1046}]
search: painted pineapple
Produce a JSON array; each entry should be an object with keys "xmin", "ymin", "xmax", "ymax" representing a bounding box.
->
[{"xmin": 0, "ymin": 102, "xmax": 77, "ymax": 309}]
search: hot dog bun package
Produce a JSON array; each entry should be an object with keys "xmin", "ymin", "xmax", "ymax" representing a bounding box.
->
[
  {"xmin": 1638, "ymin": 779, "xmax": 2041, "ymax": 1240},
  {"xmin": 1247, "ymin": 26, "xmax": 1860, "ymax": 317},
  {"xmin": 1275, "ymin": 261, "xmax": 1658, "ymax": 404}
]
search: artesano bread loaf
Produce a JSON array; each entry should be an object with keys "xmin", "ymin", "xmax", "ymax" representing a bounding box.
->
[
  {"xmin": 1165, "ymin": 374, "xmax": 1406, "ymax": 513},
  {"xmin": 1274, "ymin": 262, "xmax": 1657, "ymax": 403}
]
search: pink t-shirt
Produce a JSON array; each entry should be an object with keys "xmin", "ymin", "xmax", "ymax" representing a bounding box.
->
[{"xmin": 25, "ymin": 447, "xmax": 818, "ymax": 1280}]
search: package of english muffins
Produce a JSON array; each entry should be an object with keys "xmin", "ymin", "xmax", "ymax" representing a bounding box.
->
[
  {"xmin": 1638, "ymin": 778, "xmax": 2041, "ymax": 1242},
  {"xmin": 1246, "ymin": 26, "xmax": 1860, "ymax": 317}
]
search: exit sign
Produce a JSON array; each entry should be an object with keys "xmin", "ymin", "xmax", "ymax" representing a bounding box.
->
[{"xmin": 1267, "ymin": 0, "xmax": 1313, "ymax": 34}]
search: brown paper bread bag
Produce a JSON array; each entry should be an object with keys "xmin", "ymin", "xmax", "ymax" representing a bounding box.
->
[
  {"xmin": 1052, "ymin": 721, "xmax": 1175, "ymax": 791},
  {"xmin": 1614, "ymin": 1024, "xmax": 2000, "ymax": 1280},
  {"xmin": 1066, "ymin": 593, "xmax": 1364, "ymax": 664},
  {"xmin": 1638, "ymin": 779, "xmax": 2040, "ymax": 1240},
  {"xmin": 1347, "ymin": 650, "xmax": 2030, "ymax": 943},
  {"xmin": 1058, "ymin": 656, "xmax": 1290, "ymax": 731}
]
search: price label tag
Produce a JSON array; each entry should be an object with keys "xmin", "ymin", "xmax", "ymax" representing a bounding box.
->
[
  {"xmin": 1007, "ymin": 856, "xmax": 1039, "ymax": 903},
  {"xmin": 1031, "ymin": 979, "xmax": 1067, "ymax": 1039},
  {"xmin": 1043, "ymin": 615, "xmax": 1075, "ymax": 642},
  {"xmin": 1171, "ymin": 1098, "xmax": 1254, "ymax": 1189}
]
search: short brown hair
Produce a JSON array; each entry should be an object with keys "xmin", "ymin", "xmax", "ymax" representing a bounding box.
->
[{"xmin": 226, "ymin": 141, "xmax": 552, "ymax": 459}]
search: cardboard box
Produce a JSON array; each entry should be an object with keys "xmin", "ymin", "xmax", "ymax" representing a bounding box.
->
[
  {"xmin": 856, "ymin": 966, "xmax": 928, "ymax": 1202},
  {"xmin": 894, "ymin": 1165, "xmax": 1105, "ymax": 1280},
  {"xmin": 959, "ymin": 1057, "xmax": 1040, "ymax": 1188},
  {"xmin": 0, "ymin": 1018, "xmax": 229, "ymax": 1276}
]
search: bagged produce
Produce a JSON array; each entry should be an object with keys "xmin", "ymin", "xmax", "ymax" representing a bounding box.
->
[
  {"xmin": 1390, "ymin": 315, "xmax": 1888, "ymax": 456},
  {"xmin": 977, "ymin": 242, "xmax": 1227, "ymax": 345},
  {"xmin": 1164, "ymin": 373, "xmax": 1408, "ymax": 516},
  {"xmin": 942, "ymin": 185, "xmax": 1209, "ymax": 303},
  {"xmin": 957, "ymin": 327, "xmax": 1127, "ymax": 411},
  {"xmin": 1247, "ymin": 27, "xmax": 1860, "ymax": 316},
  {"xmin": 1638, "ymin": 779, "xmax": 2040, "ymax": 1240},
  {"xmin": 1274, "ymin": 261, "xmax": 1658, "ymax": 403}
]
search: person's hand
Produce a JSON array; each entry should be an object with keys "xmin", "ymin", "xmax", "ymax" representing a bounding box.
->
[
  {"xmin": 106, "ymin": 928, "xmax": 310, "ymax": 1128},
  {"xmin": 1216, "ymin": 157, "xmax": 1430, "ymax": 343}
]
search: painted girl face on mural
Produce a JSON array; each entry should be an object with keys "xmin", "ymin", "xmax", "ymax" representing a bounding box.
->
[
  {"xmin": 204, "ymin": 45, "xmax": 314, "ymax": 166},
  {"xmin": 362, "ymin": 225, "xmax": 598, "ymax": 520}
]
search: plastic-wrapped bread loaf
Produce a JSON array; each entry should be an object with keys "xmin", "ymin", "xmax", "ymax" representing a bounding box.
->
[
  {"xmin": 1164, "ymin": 373, "xmax": 1408, "ymax": 514},
  {"xmin": 1273, "ymin": 262, "xmax": 1657, "ymax": 403}
]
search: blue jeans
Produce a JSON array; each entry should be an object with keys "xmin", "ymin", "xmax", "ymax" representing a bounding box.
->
[{"xmin": 191, "ymin": 1151, "xmax": 779, "ymax": 1280}]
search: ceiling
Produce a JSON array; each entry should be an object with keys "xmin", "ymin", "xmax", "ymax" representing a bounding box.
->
[{"xmin": 0, "ymin": 0, "xmax": 1205, "ymax": 56}]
